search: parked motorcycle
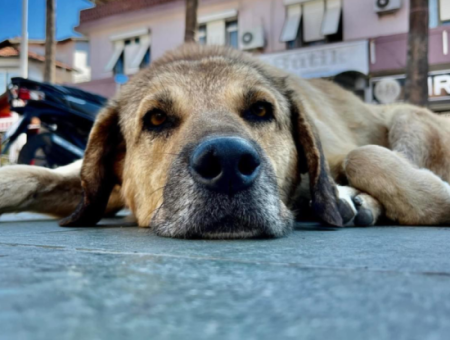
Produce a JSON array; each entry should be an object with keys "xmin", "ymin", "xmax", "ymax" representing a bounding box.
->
[{"xmin": 1, "ymin": 77, "xmax": 106, "ymax": 168}]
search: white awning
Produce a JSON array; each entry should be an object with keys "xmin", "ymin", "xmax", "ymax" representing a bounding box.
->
[
  {"xmin": 440, "ymin": 0, "xmax": 450, "ymax": 21},
  {"xmin": 303, "ymin": 0, "xmax": 325, "ymax": 43},
  {"xmin": 105, "ymin": 40, "xmax": 124, "ymax": 72},
  {"xmin": 280, "ymin": 4, "xmax": 302, "ymax": 42},
  {"xmin": 123, "ymin": 41, "xmax": 141, "ymax": 75},
  {"xmin": 283, "ymin": 0, "xmax": 312, "ymax": 4},
  {"xmin": 322, "ymin": 0, "xmax": 341, "ymax": 36},
  {"xmin": 206, "ymin": 20, "xmax": 226, "ymax": 45},
  {"xmin": 130, "ymin": 35, "xmax": 151, "ymax": 70},
  {"xmin": 110, "ymin": 28, "xmax": 149, "ymax": 41},
  {"xmin": 198, "ymin": 9, "xmax": 238, "ymax": 24}
]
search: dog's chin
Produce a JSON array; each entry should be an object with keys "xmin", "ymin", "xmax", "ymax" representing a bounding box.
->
[
  {"xmin": 150, "ymin": 192, "xmax": 294, "ymax": 239},
  {"xmin": 151, "ymin": 215, "xmax": 293, "ymax": 239},
  {"xmin": 153, "ymin": 214, "xmax": 292, "ymax": 239}
]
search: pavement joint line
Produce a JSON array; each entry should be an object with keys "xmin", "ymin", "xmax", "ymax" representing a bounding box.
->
[{"xmin": 1, "ymin": 242, "xmax": 450, "ymax": 278}]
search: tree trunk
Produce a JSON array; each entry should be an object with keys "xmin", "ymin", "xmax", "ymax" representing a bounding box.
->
[
  {"xmin": 44, "ymin": 0, "xmax": 56, "ymax": 83},
  {"xmin": 404, "ymin": 0, "xmax": 429, "ymax": 107},
  {"xmin": 184, "ymin": 0, "xmax": 198, "ymax": 43}
]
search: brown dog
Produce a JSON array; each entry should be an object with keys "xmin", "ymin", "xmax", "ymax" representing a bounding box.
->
[{"xmin": 1, "ymin": 44, "xmax": 450, "ymax": 238}]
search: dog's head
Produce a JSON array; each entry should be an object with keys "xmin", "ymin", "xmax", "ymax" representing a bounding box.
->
[{"xmin": 60, "ymin": 44, "xmax": 342, "ymax": 238}]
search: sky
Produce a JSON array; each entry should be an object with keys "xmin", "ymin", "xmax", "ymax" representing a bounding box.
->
[{"xmin": 0, "ymin": 0, "xmax": 93, "ymax": 42}]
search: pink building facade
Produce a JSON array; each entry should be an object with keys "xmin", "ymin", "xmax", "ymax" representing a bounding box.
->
[{"xmin": 75, "ymin": 0, "xmax": 450, "ymax": 111}]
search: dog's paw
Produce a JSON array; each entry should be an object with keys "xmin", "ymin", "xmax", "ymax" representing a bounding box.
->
[
  {"xmin": 337, "ymin": 186, "xmax": 383, "ymax": 226},
  {"xmin": 337, "ymin": 186, "xmax": 358, "ymax": 224}
]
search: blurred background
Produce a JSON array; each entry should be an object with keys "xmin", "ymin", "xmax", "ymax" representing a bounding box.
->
[{"xmin": 0, "ymin": 0, "xmax": 449, "ymax": 167}]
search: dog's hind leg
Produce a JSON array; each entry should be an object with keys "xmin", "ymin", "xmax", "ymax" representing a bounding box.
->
[{"xmin": 0, "ymin": 161, "xmax": 124, "ymax": 219}]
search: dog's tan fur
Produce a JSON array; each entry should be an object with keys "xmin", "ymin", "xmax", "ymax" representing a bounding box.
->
[{"xmin": 2, "ymin": 44, "xmax": 450, "ymax": 237}]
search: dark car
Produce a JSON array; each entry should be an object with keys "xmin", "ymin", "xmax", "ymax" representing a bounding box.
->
[{"xmin": 1, "ymin": 77, "xmax": 106, "ymax": 168}]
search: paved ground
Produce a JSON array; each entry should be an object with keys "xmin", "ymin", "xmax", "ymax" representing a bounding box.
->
[{"xmin": 1, "ymin": 213, "xmax": 450, "ymax": 340}]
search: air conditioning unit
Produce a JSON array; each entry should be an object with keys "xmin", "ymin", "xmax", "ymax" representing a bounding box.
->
[
  {"xmin": 374, "ymin": 0, "xmax": 402, "ymax": 14},
  {"xmin": 239, "ymin": 27, "xmax": 265, "ymax": 51}
]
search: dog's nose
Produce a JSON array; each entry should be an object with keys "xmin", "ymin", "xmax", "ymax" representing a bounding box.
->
[{"xmin": 190, "ymin": 137, "xmax": 261, "ymax": 194}]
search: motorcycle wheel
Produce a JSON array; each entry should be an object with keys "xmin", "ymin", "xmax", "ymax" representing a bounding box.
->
[{"xmin": 18, "ymin": 133, "xmax": 59, "ymax": 168}]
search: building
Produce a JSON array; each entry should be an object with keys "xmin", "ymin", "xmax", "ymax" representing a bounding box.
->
[
  {"xmin": 0, "ymin": 37, "xmax": 91, "ymax": 94},
  {"xmin": 367, "ymin": 0, "xmax": 450, "ymax": 112},
  {"xmin": 74, "ymin": 0, "xmax": 450, "ymax": 111}
]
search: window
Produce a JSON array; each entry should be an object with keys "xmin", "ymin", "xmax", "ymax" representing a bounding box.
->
[
  {"xmin": 113, "ymin": 52, "xmax": 124, "ymax": 75},
  {"xmin": 431, "ymin": 0, "xmax": 450, "ymax": 27},
  {"xmin": 106, "ymin": 28, "xmax": 151, "ymax": 75},
  {"xmin": 226, "ymin": 21, "xmax": 238, "ymax": 49},
  {"xmin": 439, "ymin": 0, "xmax": 450, "ymax": 25},
  {"xmin": 140, "ymin": 48, "xmax": 151, "ymax": 69},
  {"xmin": 430, "ymin": 0, "xmax": 439, "ymax": 28},
  {"xmin": 281, "ymin": 0, "xmax": 342, "ymax": 49},
  {"xmin": 197, "ymin": 9, "xmax": 238, "ymax": 47},
  {"xmin": 198, "ymin": 25, "xmax": 206, "ymax": 45},
  {"xmin": 196, "ymin": 20, "xmax": 238, "ymax": 47}
]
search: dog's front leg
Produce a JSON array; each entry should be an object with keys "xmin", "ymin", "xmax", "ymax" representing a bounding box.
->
[{"xmin": 0, "ymin": 161, "xmax": 86, "ymax": 218}]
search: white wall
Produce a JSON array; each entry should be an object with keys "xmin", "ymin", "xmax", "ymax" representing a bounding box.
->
[
  {"xmin": 0, "ymin": 58, "xmax": 21, "ymax": 93},
  {"xmin": 343, "ymin": 0, "xmax": 409, "ymax": 41}
]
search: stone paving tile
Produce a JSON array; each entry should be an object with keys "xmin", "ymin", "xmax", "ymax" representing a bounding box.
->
[{"xmin": 1, "ymin": 213, "xmax": 450, "ymax": 340}]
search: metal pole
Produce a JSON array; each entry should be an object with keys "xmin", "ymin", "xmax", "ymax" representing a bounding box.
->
[{"xmin": 20, "ymin": 0, "xmax": 29, "ymax": 78}]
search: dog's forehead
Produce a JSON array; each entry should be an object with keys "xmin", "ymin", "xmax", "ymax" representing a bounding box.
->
[
  {"xmin": 155, "ymin": 60, "xmax": 268, "ymax": 97},
  {"xmin": 117, "ymin": 54, "xmax": 292, "ymax": 140}
]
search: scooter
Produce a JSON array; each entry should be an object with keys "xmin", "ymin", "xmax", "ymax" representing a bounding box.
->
[{"xmin": 1, "ymin": 77, "xmax": 106, "ymax": 168}]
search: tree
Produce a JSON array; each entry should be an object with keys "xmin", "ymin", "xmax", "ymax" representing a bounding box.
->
[
  {"xmin": 44, "ymin": 0, "xmax": 56, "ymax": 83},
  {"xmin": 184, "ymin": 0, "xmax": 198, "ymax": 43},
  {"xmin": 404, "ymin": 0, "xmax": 429, "ymax": 107}
]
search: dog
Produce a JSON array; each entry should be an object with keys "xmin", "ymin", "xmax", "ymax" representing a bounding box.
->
[{"xmin": 1, "ymin": 44, "xmax": 450, "ymax": 238}]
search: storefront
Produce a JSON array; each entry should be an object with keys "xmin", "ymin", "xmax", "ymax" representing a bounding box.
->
[
  {"xmin": 369, "ymin": 25, "xmax": 450, "ymax": 112},
  {"xmin": 259, "ymin": 40, "xmax": 370, "ymax": 100},
  {"xmin": 371, "ymin": 70, "xmax": 450, "ymax": 113}
]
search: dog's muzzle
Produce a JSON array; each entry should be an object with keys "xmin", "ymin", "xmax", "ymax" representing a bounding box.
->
[{"xmin": 151, "ymin": 135, "xmax": 293, "ymax": 239}]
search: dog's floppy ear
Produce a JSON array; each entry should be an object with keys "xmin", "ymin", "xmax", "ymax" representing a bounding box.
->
[
  {"xmin": 59, "ymin": 102, "xmax": 124, "ymax": 226},
  {"xmin": 286, "ymin": 81, "xmax": 343, "ymax": 227}
]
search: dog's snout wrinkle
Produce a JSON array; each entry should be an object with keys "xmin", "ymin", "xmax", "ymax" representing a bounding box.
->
[{"xmin": 190, "ymin": 137, "xmax": 261, "ymax": 195}]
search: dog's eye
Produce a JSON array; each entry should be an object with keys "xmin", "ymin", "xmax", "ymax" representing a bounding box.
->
[
  {"xmin": 251, "ymin": 103, "xmax": 268, "ymax": 117},
  {"xmin": 143, "ymin": 109, "xmax": 169, "ymax": 131},
  {"xmin": 149, "ymin": 111, "xmax": 167, "ymax": 126},
  {"xmin": 244, "ymin": 101, "xmax": 274, "ymax": 122}
]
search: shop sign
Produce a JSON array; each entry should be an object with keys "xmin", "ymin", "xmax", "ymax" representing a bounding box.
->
[
  {"xmin": 260, "ymin": 40, "xmax": 369, "ymax": 79},
  {"xmin": 371, "ymin": 70, "xmax": 450, "ymax": 104}
]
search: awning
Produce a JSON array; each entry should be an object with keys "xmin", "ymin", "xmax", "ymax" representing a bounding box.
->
[
  {"xmin": 206, "ymin": 20, "xmax": 226, "ymax": 45},
  {"xmin": 105, "ymin": 41, "xmax": 124, "ymax": 72},
  {"xmin": 322, "ymin": 0, "xmax": 342, "ymax": 36},
  {"xmin": 124, "ymin": 42, "xmax": 141, "ymax": 75},
  {"xmin": 130, "ymin": 35, "xmax": 151, "ymax": 70},
  {"xmin": 198, "ymin": 9, "xmax": 238, "ymax": 24},
  {"xmin": 280, "ymin": 4, "xmax": 302, "ymax": 42},
  {"xmin": 440, "ymin": 0, "xmax": 450, "ymax": 21},
  {"xmin": 303, "ymin": 0, "xmax": 325, "ymax": 43},
  {"xmin": 110, "ymin": 28, "xmax": 149, "ymax": 42}
]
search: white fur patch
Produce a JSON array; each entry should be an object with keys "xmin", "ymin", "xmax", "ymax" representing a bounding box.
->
[{"xmin": 337, "ymin": 185, "xmax": 358, "ymax": 217}]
